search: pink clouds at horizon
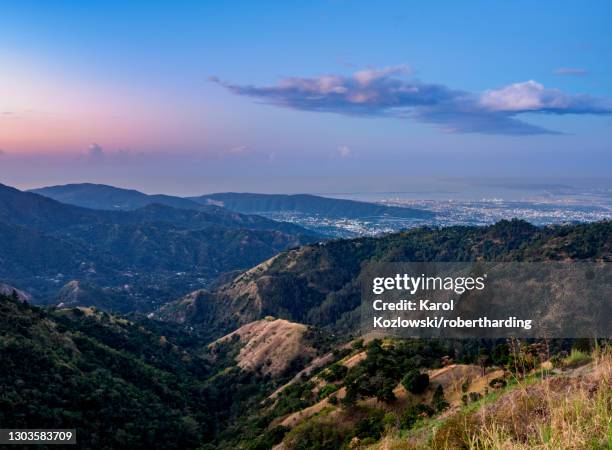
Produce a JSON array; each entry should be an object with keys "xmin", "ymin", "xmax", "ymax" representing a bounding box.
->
[{"xmin": 0, "ymin": 63, "xmax": 212, "ymax": 156}]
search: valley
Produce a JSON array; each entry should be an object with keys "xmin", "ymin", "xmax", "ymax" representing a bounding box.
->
[
  {"xmin": 0, "ymin": 183, "xmax": 321, "ymax": 311},
  {"xmin": 0, "ymin": 181, "xmax": 610, "ymax": 449}
]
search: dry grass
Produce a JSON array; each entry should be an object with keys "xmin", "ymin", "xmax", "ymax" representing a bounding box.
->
[
  {"xmin": 212, "ymin": 318, "xmax": 315, "ymax": 376},
  {"xmin": 437, "ymin": 349, "xmax": 611, "ymax": 450},
  {"xmin": 369, "ymin": 349, "xmax": 610, "ymax": 450}
]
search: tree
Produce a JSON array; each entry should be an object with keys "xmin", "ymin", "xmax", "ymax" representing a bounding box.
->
[
  {"xmin": 477, "ymin": 348, "xmax": 490, "ymax": 376},
  {"xmin": 321, "ymin": 364, "xmax": 347, "ymax": 382},
  {"xmin": 432, "ymin": 385, "xmax": 449, "ymax": 412},
  {"xmin": 400, "ymin": 403, "xmax": 433, "ymax": 429},
  {"xmin": 342, "ymin": 383, "xmax": 358, "ymax": 407},
  {"xmin": 401, "ymin": 369, "xmax": 429, "ymax": 394},
  {"xmin": 375, "ymin": 380, "xmax": 396, "ymax": 403}
]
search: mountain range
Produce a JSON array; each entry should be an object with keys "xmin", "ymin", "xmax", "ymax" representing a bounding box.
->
[
  {"xmin": 1, "ymin": 218, "xmax": 609, "ymax": 449},
  {"xmin": 0, "ymin": 183, "xmax": 320, "ymax": 310},
  {"xmin": 190, "ymin": 192, "xmax": 434, "ymax": 219},
  {"xmin": 31, "ymin": 183, "xmax": 434, "ymax": 220}
]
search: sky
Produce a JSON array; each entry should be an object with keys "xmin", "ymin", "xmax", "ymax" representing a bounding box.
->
[{"xmin": 0, "ymin": 0, "xmax": 611, "ymax": 195}]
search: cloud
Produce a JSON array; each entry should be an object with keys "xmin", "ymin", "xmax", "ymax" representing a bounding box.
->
[
  {"xmin": 0, "ymin": 149, "xmax": 5, "ymax": 156},
  {"xmin": 225, "ymin": 145, "xmax": 249, "ymax": 155},
  {"xmin": 336, "ymin": 145, "xmax": 351, "ymax": 157},
  {"xmin": 212, "ymin": 68, "xmax": 612, "ymax": 135},
  {"xmin": 480, "ymin": 80, "xmax": 611, "ymax": 114},
  {"xmin": 84, "ymin": 143, "xmax": 105, "ymax": 163},
  {"xmin": 88, "ymin": 143, "xmax": 104, "ymax": 157},
  {"xmin": 554, "ymin": 67, "xmax": 588, "ymax": 76}
]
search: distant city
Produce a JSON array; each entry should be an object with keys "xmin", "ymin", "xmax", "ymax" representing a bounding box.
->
[{"xmin": 259, "ymin": 193, "xmax": 612, "ymax": 237}]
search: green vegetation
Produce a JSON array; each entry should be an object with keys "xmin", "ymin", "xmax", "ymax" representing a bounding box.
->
[
  {"xmin": 401, "ymin": 369, "xmax": 430, "ymax": 394},
  {"xmin": 0, "ymin": 220, "xmax": 610, "ymax": 449},
  {"xmin": 432, "ymin": 384, "xmax": 449, "ymax": 412},
  {"xmin": 562, "ymin": 348, "xmax": 593, "ymax": 368},
  {"xmin": 0, "ymin": 183, "xmax": 319, "ymax": 311},
  {"xmin": 401, "ymin": 403, "xmax": 434, "ymax": 429},
  {"xmin": 0, "ymin": 295, "xmax": 211, "ymax": 449},
  {"xmin": 162, "ymin": 219, "xmax": 612, "ymax": 340},
  {"xmin": 271, "ymin": 381, "xmax": 317, "ymax": 417},
  {"xmin": 342, "ymin": 339, "xmax": 446, "ymax": 405},
  {"xmin": 320, "ymin": 363, "xmax": 348, "ymax": 382},
  {"xmin": 284, "ymin": 417, "xmax": 345, "ymax": 450},
  {"xmin": 318, "ymin": 384, "xmax": 339, "ymax": 400},
  {"xmin": 0, "ymin": 294, "xmax": 305, "ymax": 449}
]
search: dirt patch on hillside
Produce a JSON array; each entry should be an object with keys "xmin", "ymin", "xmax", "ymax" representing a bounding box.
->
[
  {"xmin": 214, "ymin": 318, "xmax": 315, "ymax": 377},
  {"xmin": 342, "ymin": 351, "xmax": 367, "ymax": 368}
]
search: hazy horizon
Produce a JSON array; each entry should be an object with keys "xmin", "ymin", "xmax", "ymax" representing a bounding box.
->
[{"xmin": 8, "ymin": 176, "xmax": 610, "ymax": 204}]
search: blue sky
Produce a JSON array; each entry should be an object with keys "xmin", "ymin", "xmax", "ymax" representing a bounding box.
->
[{"xmin": 0, "ymin": 0, "xmax": 610, "ymax": 194}]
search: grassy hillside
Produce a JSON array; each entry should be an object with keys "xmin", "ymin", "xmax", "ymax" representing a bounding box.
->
[{"xmin": 265, "ymin": 340, "xmax": 610, "ymax": 450}]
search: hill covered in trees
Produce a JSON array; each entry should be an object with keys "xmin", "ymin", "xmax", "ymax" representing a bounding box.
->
[
  {"xmin": 156, "ymin": 220, "xmax": 611, "ymax": 340},
  {"xmin": 0, "ymin": 293, "xmax": 335, "ymax": 449},
  {"xmin": 1, "ymin": 220, "xmax": 609, "ymax": 449},
  {"xmin": 0, "ymin": 183, "xmax": 320, "ymax": 311}
]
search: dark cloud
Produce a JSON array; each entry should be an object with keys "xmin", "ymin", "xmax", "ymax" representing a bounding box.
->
[
  {"xmin": 213, "ymin": 68, "xmax": 612, "ymax": 135},
  {"xmin": 554, "ymin": 67, "xmax": 588, "ymax": 76}
]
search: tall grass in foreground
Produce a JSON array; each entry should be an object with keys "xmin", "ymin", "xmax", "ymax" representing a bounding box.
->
[{"xmin": 463, "ymin": 349, "xmax": 610, "ymax": 450}]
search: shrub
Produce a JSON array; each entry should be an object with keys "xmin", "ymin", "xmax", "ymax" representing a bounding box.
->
[
  {"xmin": 318, "ymin": 384, "xmax": 339, "ymax": 400},
  {"xmin": 491, "ymin": 343, "xmax": 510, "ymax": 366},
  {"xmin": 245, "ymin": 426, "xmax": 289, "ymax": 450},
  {"xmin": 400, "ymin": 403, "xmax": 433, "ymax": 429},
  {"xmin": 468, "ymin": 392, "xmax": 481, "ymax": 403},
  {"xmin": 342, "ymin": 383, "xmax": 358, "ymax": 407},
  {"xmin": 321, "ymin": 363, "xmax": 348, "ymax": 382},
  {"xmin": 572, "ymin": 338, "xmax": 593, "ymax": 353},
  {"xmin": 402, "ymin": 369, "xmax": 429, "ymax": 394},
  {"xmin": 550, "ymin": 354, "xmax": 563, "ymax": 368},
  {"xmin": 354, "ymin": 410, "xmax": 385, "ymax": 440},
  {"xmin": 488, "ymin": 377, "xmax": 507, "ymax": 389},
  {"xmin": 562, "ymin": 349, "xmax": 592, "ymax": 369},
  {"xmin": 375, "ymin": 380, "xmax": 396, "ymax": 403},
  {"xmin": 432, "ymin": 385, "xmax": 449, "ymax": 412},
  {"xmin": 382, "ymin": 412, "xmax": 397, "ymax": 428},
  {"xmin": 284, "ymin": 419, "xmax": 344, "ymax": 450},
  {"xmin": 431, "ymin": 412, "xmax": 478, "ymax": 449}
]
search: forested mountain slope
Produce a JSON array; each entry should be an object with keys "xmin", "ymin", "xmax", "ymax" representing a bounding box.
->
[
  {"xmin": 156, "ymin": 220, "xmax": 611, "ymax": 339},
  {"xmin": 0, "ymin": 183, "xmax": 320, "ymax": 310}
]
